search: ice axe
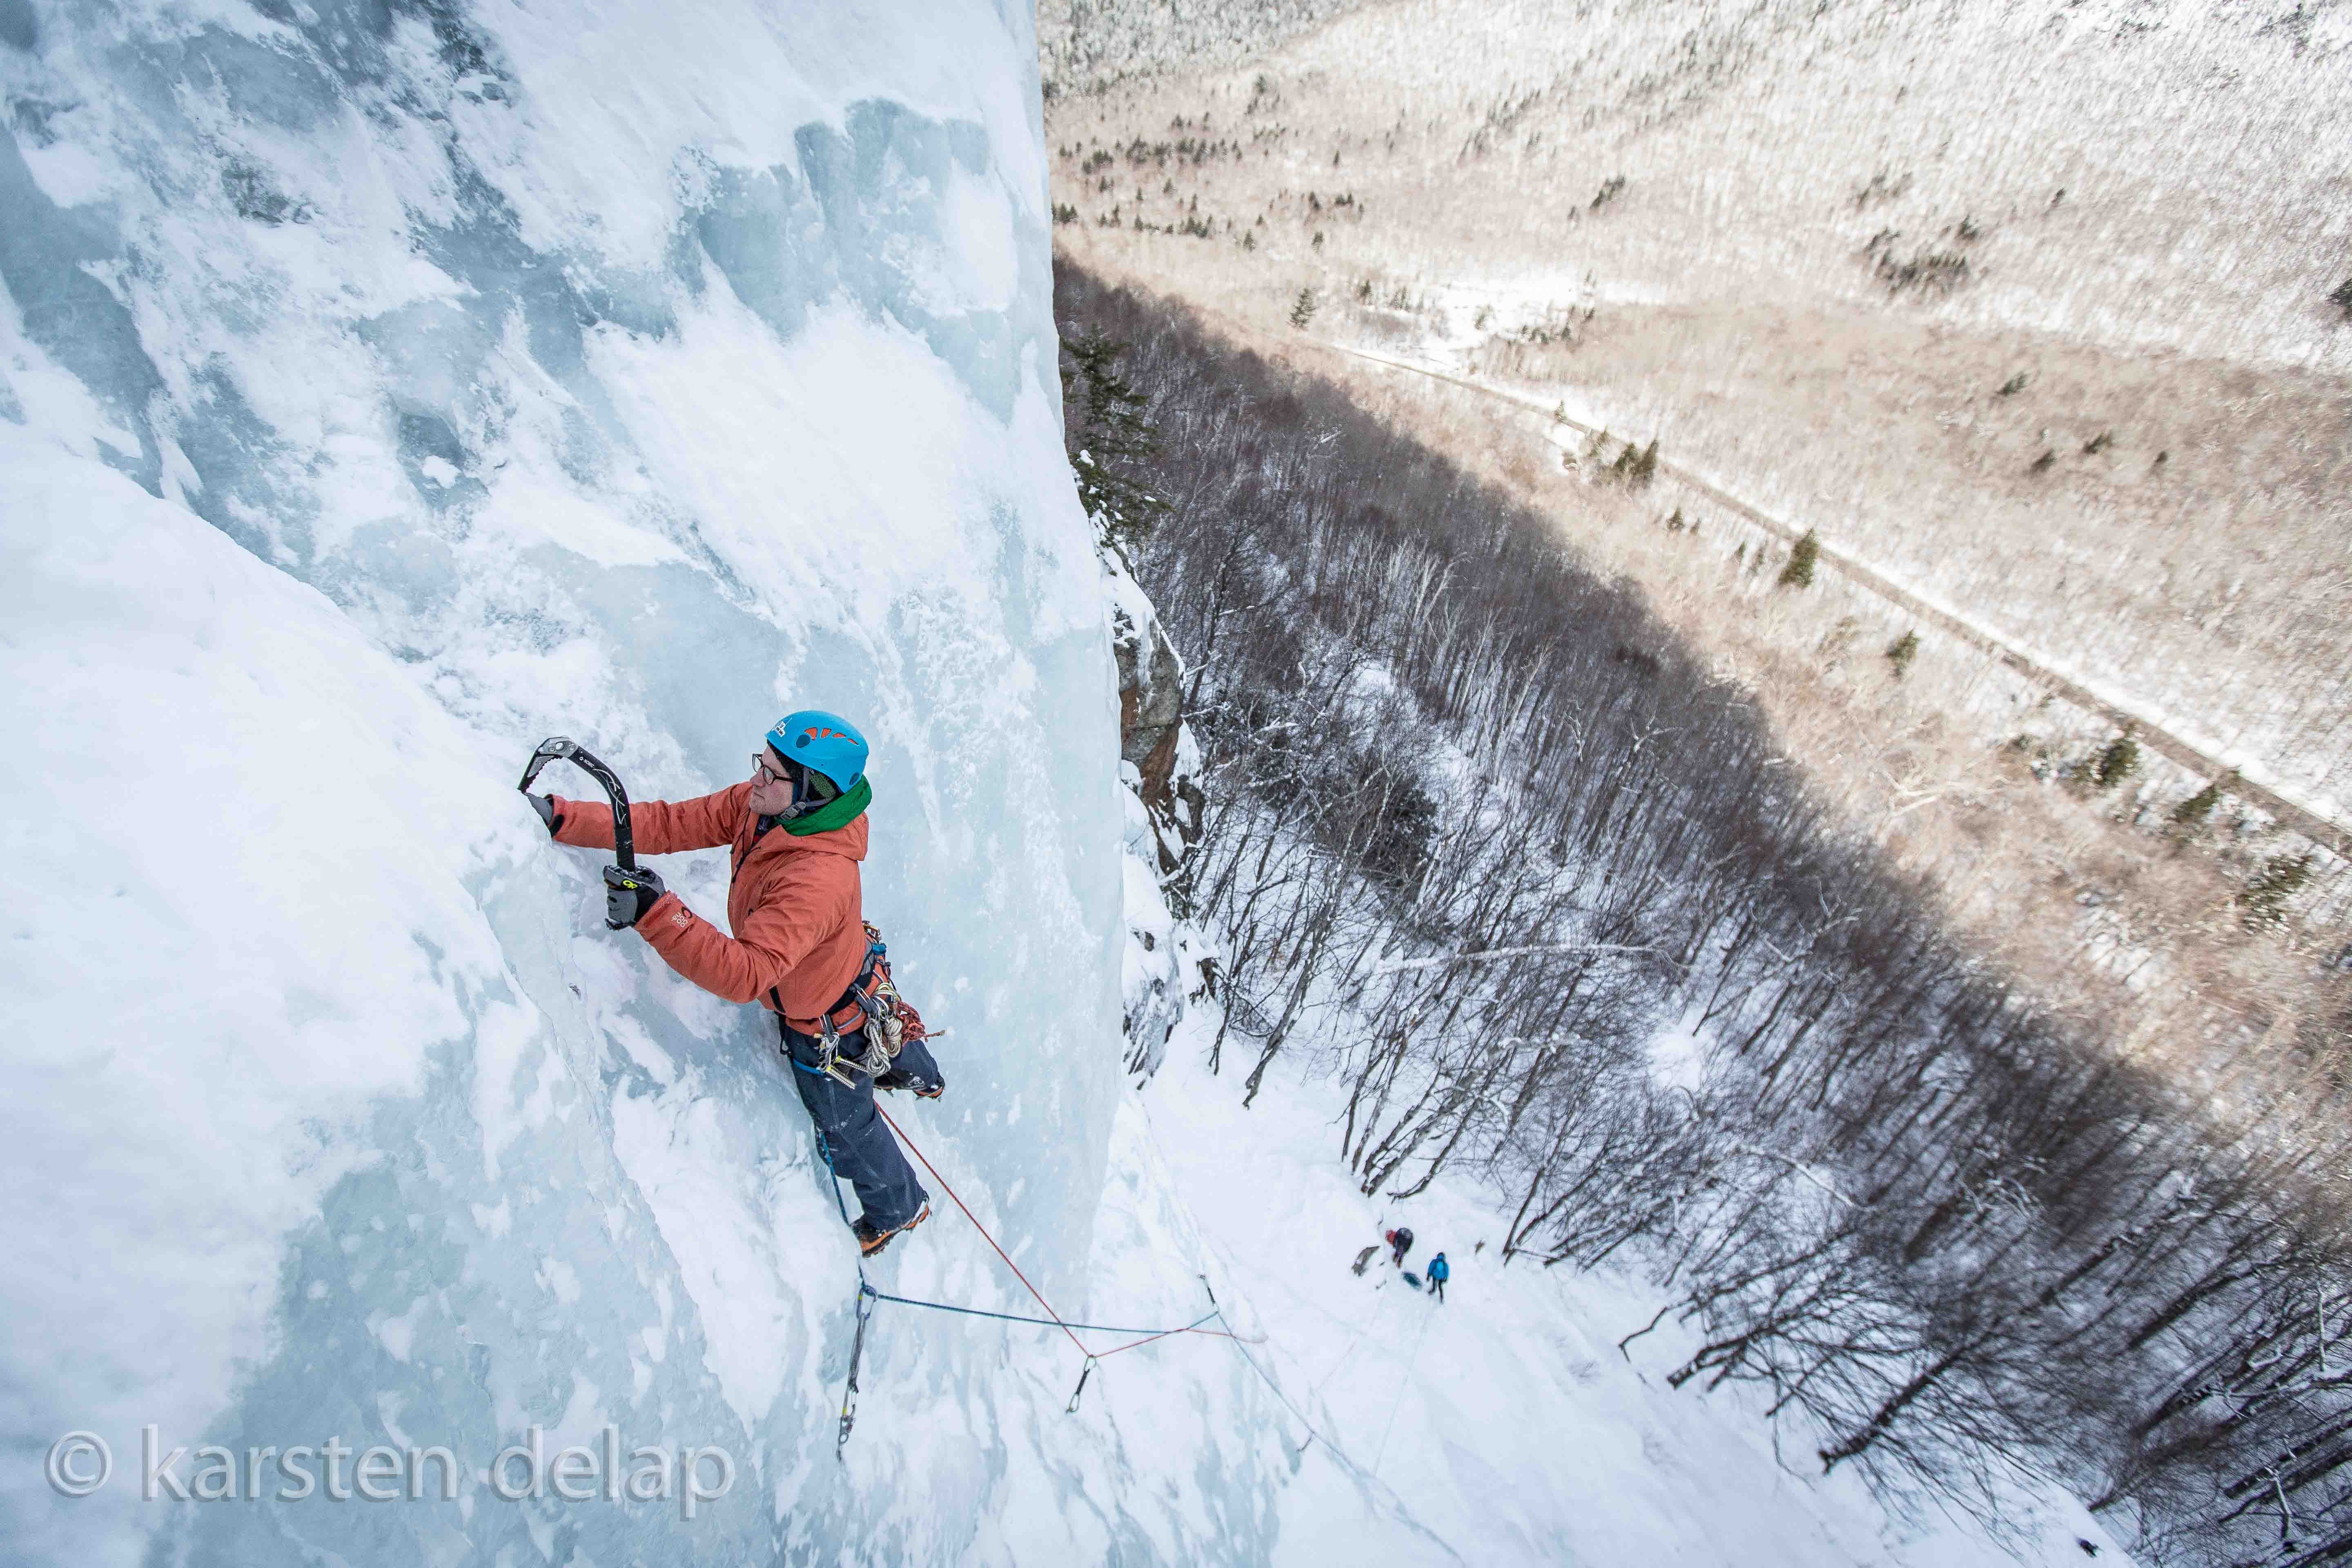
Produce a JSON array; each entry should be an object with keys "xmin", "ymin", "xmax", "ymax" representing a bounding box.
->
[{"xmin": 518, "ymin": 737, "xmax": 648, "ymax": 929}]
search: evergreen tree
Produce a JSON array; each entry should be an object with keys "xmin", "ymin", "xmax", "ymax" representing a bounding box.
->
[
  {"xmin": 1630, "ymin": 437, "xmax": 1659, "ymax": 487},
  {"xmin": 1289, "ymin": 287, "xmax": 1318, "ymax": 329},
  {"xmin": 1778, "ymin": 530, "xmax": 1820, "ymax": 588},
  {"xmin": 2332, "ymin": 276, "xmax": 2352, "ymax": 319},
  {"xmin": 2091, "ymin": 729, "xmax": 2140, "ymax": 788},
  {"xmin": 1060, "ymin": 328, "xmax": 1169, "ymax": 550},
  {"xmin": 1885, "ymin": 629, "xmax": 1919, "ymax": 678},
  {"xmin": 2242, "ymin": 853, "xmax": 2314, "ymax": 927},
  {"xmin": 2169, "ymin": 771, "xmax": 2234, "ymax": 827}
]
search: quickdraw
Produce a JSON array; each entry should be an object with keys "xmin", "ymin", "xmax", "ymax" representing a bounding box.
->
[{"xmin": 837, "ymin": 1280, "xmax": 873, "ymax": 1456}]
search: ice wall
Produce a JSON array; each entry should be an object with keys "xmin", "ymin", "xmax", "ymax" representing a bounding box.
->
[{"xmin": 2, "ymin": 2, "xmax": 1279, "ymax": 1562}]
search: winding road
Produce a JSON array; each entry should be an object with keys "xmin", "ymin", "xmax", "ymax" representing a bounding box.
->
[{"xmin": 1307, "ymin": 337, "xmax": 2352, "ymax": 864}]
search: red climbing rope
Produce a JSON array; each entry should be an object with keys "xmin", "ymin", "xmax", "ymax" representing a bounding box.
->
[
  {"xmin": 873, "ymin": 1103, "xmax": 1241, "ymax": 1359},
  {"xmin": 834, "ymin": 1105, "xmax": 1313, "ymax": 1454}
]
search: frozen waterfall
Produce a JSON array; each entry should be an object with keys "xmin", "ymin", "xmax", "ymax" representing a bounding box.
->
[{"xmin": 0, "ymin": 2, "xmax": 1296, "ymax": 1561}]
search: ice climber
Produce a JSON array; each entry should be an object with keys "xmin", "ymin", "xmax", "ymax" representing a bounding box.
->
[
  {"xmin": 528, "ymin": 710, "xmax": 944, "ymax": 1257},
  {"xmin": 1425, "ymin": 1252, "xmax": 1449, "ymax": 1303},
  {"xmin": 1385, "ymin": 1227, "xmax": 1415, "ymax": 1268}
]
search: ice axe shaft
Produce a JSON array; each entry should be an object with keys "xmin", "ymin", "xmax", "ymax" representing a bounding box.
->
[{"xmin": 518, "ymin": 737, "xmax": 636, "ymax": 871}]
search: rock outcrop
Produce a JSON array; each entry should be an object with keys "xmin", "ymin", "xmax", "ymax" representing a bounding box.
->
[{"xmin": 1102, "ymin": 543, "xmax": 1212, "ymax": 1076}]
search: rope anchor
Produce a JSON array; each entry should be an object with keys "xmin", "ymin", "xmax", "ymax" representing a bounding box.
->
[{"xmin": 826, "ymin": 1107, "xmax": 1246, "ymax": 1451}]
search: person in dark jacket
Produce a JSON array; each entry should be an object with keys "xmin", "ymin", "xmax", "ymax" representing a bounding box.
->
[
  {"xmin": 1385, "ymin": 1227, "xmax": 1414, "ymax": 1268},
  {"xmin": 1426, "ymin": 1252, "xmax": 1450, "ymax": 1303}
]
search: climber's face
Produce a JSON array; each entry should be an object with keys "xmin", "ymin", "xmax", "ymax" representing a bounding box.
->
[{"xmin": 749, "ymin": 746, "xmax": 797, "ymax": 816}]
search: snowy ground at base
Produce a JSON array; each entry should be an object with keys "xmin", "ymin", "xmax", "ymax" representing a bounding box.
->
[{"xmin": 1124, "ymin": 1011, "xmax": 2137, "ymax": 1567}]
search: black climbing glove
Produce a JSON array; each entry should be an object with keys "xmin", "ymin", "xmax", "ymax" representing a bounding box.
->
[
  {"xmin": 524, "ymin": 791, "xmax": 564, "ymax": 836},
  {"xmin": 602, "ymin": 864, "xmax": 665, "ymax": 930}
]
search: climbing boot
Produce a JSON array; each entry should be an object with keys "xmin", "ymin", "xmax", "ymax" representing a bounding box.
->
[
  {"xmin": 874, "ymin": 1067, "xmax": 943, "ymax": 1100},
  {"xmin": 856, "ymin": 1203, "xmax": 930, "ymax": 1258}
]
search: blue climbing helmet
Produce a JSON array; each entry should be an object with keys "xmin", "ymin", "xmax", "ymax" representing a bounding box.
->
[{"xmin": 766, "ymin": 709, "xmax": 869, "ymax": 793}]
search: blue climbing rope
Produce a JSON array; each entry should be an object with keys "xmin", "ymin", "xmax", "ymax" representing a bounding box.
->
[{"xmin": 859, "ymin": 1282, "xmax": 1225, "ymax": 1341}]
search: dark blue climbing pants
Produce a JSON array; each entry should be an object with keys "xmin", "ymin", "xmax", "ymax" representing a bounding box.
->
[{"xmin": 780, "ymin": 1020, "xmax": 939, "ymax": 1233}]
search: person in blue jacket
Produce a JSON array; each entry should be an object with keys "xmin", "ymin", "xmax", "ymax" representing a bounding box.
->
[{"xmin": 1425, "ymin": 1252, "xmax": 1450, "ymax": 1303}]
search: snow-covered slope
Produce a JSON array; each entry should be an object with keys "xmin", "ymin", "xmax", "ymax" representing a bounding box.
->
[
  {"xmin": 1134, "ymin": 1018, "xmax": 2137, "ymax": 1568},
  {"xmin": 0, "ymin": 2, "xmax": 1296, "ymax": 1561}
]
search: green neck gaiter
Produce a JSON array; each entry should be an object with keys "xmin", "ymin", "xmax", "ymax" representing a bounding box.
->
[{"xmin": 781, "ymin": 774, "xmax": 871, "ymax": 837}]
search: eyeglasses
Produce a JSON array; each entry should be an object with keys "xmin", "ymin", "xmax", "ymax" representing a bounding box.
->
[{"xmin": 752, "ymin": 753, "xmax": 840, "ymax": 801}]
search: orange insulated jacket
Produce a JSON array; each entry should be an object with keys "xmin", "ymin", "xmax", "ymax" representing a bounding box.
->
[{"xmin": 550, "ymin": 781, "xmax": 868, "ymax": 1030}]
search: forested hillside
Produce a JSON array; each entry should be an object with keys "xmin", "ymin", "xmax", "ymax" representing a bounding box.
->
[
  {"xmin": 1058, "ymin": 262, "xmax": 2352, "ymax": 1564},
  {"xmin": 1042, "ymin": 0, "xmax": 2352, "ymax": 1160}
]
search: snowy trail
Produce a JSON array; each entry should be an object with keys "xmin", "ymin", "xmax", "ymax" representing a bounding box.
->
[{"xmin": 1290, "ymin": 335, "xmax": 2352, "ymax": 861}]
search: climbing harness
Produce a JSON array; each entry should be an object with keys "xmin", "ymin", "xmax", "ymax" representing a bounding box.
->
[{"xmin": 790, "ymin": 923, "xmax": 930, "ymax": 1087}]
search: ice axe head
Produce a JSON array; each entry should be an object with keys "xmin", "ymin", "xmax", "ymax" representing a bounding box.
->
[
  {"xmin": 517, "ymin": 737, "xmax": 635, "ymax": 870},
  {"xmin": 517, "ymin": 736, "xmax": 579, "ymax": 793}
]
